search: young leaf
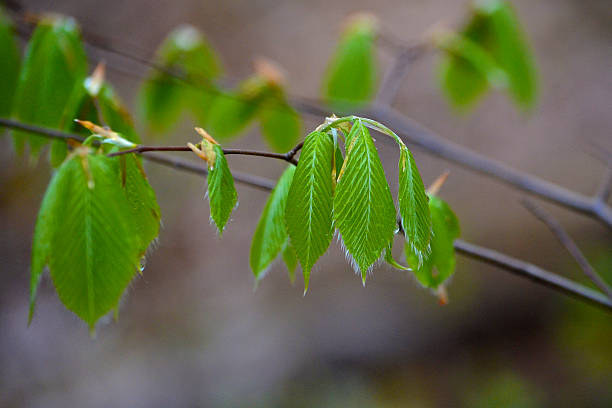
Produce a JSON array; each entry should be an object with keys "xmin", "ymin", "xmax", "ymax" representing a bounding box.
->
[
  {"xmin": 139, "ymin": 25, "xmax": 222, "ymax": 133},
  {"xmin": 97, "ymin": 84, "xmax": 141, "ymax": 144},
  {"xmin": 285, "ymin": 131, "xmax": 335, "ymax": 290},
  {"xmin": 12, "ymin": 16, "xmax": 87, "ymax": 156},
  {"xmin": 120, "ymin": 155, "xmax": 161, "ymax": 255},
  {"xmin": 406, "ymin": 196, "xmax": 460, "ymax": 289},
  {"xmin": 206, "ymin": 89, "xmax": 262, "ymax": 140},
  {"xmin": 30, "ymin": 153, "xmax": 146, "ymax": 329},
  {"xmin": 250, "ymin": 165, "xmax": 296, "ymax": 280},
  {"xmin": 324, "ymin": 14, "xmax": 377, "ymax": 108},
  {"xmin": 259, "ymin": 100, "xmax": 301, "ymax": 153},
  {"xmin": 398, "ymin": 146, "xmax": 432, "ymax": 266},
  {"xmin": 334, "ymin": 120, "xmax": 396, "ymax": 281},
  {"xmin": 0, "ymin": 6, "xmax": 20, "ymax": 119},
  {"xmin": 207, "ymin": 144, "xmax": 237, "ymax": 233}
]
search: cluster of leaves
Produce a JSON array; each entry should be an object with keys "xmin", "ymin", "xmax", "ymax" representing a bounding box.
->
[
  {"xmin": 0, "ymin": 0, "xmax": 541, "ymax": 330},
  {"xmin": 247, "ymin": 116, "xmax": 460, "ymax": 295}
]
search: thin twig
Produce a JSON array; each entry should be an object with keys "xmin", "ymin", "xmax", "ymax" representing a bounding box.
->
[
  {"xmin": 376, "ymin": 43, "xmax": 427, "ymax": 105},
  {"xmin": 2, "ymin": 118, "xmax": 611, "ymax": 311},
  {"xmin": 596, "ymin": 166, "xmax": 612, "ymax": 203},
  {"xmin": 522, "ymin": 199, "xmax": 612, "ymax": 299}
]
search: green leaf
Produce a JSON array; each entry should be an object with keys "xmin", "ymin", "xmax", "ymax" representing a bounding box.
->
[
  {"xmin": 383, "ymin": 241, "xmax": 411, "ymax": 271},
  {"xmin": 250, "ymin": 165, "xmax": 296, "ymax": 280},
  {"xmin": 206, "ymin": 85, "xmax": 263, "ymax": 140},
  {"xmin": 438, "ymin": 34, "xmax": 506, "ymax": 108},
  {"xmin": 119, "ymin": 155, "xmax": 161, "ymax": 254},
  {"xmin": 97, "ymin": 84, "xmax": 141, "ymax": 144},
  {"xmin": 473, "ymin": 0, "xmax": 537, "ymax": 107},
  {"xmin": 398, "ymin": 146, "xmax": 431, "ymax": 266},
  {"xmin": 334, "ymin": 120, "xmax": 396, "ymax": 282},
  {"xmin": 406, "ymin": 195, "xmax": 460, "ymax": 289},
  {"xmin": 207, "ymin": 144, "xmax": 237, "ymax": 233},
  {"xmin": 12, "ymin": 16, "xmax": 88, "ymax": 156},
  {"xmin": 259, "ymin": 100, "xmax": 301, "ymax": 153},
  {"xmin": 30, "ymin": 153, "xmax": 147, "ymax": 329},
  {"xmin": 139, "ymin": 25, "xmax": 222, "ymax": 133},
  {"xmin": 324, "ymin": 15, "xmax": 377, "ymax": 108},
  {"xmin": 285, "ymin": 131, "xmax": 335, "ymax": 290},
  {"xmin": 0, "ymin": 7, "xmax": 20, "ymax": 119},
  {"xmin": 282, "ymin": 241, "xmax": 298, "ymax": 283}
]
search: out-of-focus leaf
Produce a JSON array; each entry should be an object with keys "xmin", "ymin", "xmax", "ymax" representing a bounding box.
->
[
  {"xmin": 0, "ymin": 7, "xmax": 20, "ymax": 119},
  {"xmin": 139, "ymin": 25, "xmax": 222, "ymax": 133},
  {"xmin": 323, "ymin": 14, "xmax": 377, "ymax": 108},
  {"xmin": 406, "ymin": 195, "xmax": 460, "ymax": 289},
  {"xmin": 285, "ymin": 131, "xmax": 334, "ymax": 291},
  {"xmin": 282, "ymin": 241, "xmax": 298, "ymax": 283},
  {"xmin": 207, "ymin": 144, "xmax": 237, "ymax": 233},
  {"xmin": 250, "ymin": 165, "xmax": 295, "ymax": 280},
  {"xmin": 259, "ymin": 100, "xmax": 301, "ymax": 153},
  {"xmin": 333, "ymin": 119, "xmax": 396, "ymax": 282},
  {"xmin": 398, "ymin": 146, "xmax": 431, "ymax": 266},
  {"xmin": 30, "ymin": 153, "xmax": 147, "ymax": 330},
  {"xmin": 471, "ymin": 0, "xmax": 537, "ymax": 107},
  {"xmin": 12, "ymin": 16, "xmax": 87, "ymax": 156},
  {"xmin": 97, "ymin": 85, "xmax": 141, "ymax": 144}
]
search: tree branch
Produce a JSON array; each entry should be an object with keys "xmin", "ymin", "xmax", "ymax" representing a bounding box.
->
[
  {"xmin": 376, "ymin": 43, "xmax": 427, "ymax": 105},
  {"xmin": 522, "ymin": 199, "xmax": 612, "ymax": 299},
  {"xmin": 2, "ymin": 118, "xmax": 611, "ymax": 311}
]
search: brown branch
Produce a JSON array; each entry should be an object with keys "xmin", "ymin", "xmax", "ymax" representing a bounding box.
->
[
  {"xmin": 522, "ymin": 199, "xmax": 612, "ymax": 299},
  {"xmin": 2, "ymin": 117, "xmax": 611, "ymax": 311},
  {"xmin": 376, "ymin": 43, "xmax": 427, "ymax": 105}
]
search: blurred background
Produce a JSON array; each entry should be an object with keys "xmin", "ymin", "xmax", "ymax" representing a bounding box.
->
[{"xmin": 1, "ymin": 0, "xmax": 611, "ymax": 406}]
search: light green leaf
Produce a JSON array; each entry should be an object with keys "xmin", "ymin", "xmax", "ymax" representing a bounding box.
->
[
  {"xmin": 383, "ymin": 241, "xmax": 411, "ymax": 271},
  {"xmin": 282, "ymin": 241, "xmax": 298, "ymax": 283},
  {"xmin": 119, "ymin": 155, "xmax": 161, "ymax": 254},
  {"xmin": 97, "ymin": 84, "xmax": 141, "ymax": 144},
  {"xmin": 31, "ymin": 154, "xmax": 146, "ymax": 329},
  {"xmin": 250, "ymin": 165, "xmax": 296, "ymax": 280},
  {"xmin": 259, "ymin": 100, "xmax": 301, "ymax": 153},
  {"xmin": 12, "ymin": 16, "xmax": 87, "ymax": 156},
  {"xmin": 139, "ymin": 25, "xmax": 222, "ymax": 133},
  {"xmin": 334, "ymin": 120, "xmax": 396, "ymax": 282},
  {"xmin": 0, "ymin": 6, "xmax": 20, "ymax": 119},
  {"xmin": 406, "ymin": 195, "xmax": 460, "ymax": 289},
  {"xmin": 324, "ymin": 14, "xmax": 377, "ymax": 108},
  {"xmin": 398, "ymin": 146, "xmax": 431, "ymax": 266},
  {"xmin": 285, "ymin": 131, "xmax": 334, "ymax": 290},
  {"xmin": 207, "ymin": 144, "xmax": 237, "ymax": 233}
]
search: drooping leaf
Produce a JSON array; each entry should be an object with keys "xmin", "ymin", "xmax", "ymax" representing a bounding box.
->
[
  {"xmin": 467, "ymin": 0, "xmax": 537, "ymax": 107},
  {"xmin": 324, "ymin": 14, "xmax": 377, "ymax": 108},
  {"xmin": 119, "ymin": 155, "xmax": 161, "ymax": 255},
  {"xmin": 12, "ymin": 16, "xmax": 87, "ymax": 156},
  {"xmin": 139, "ymin": 25, "xmax": 222, "ymax": 133},
  {"xmin": 259, "ymin": 100, "xmax": 301, "ymax": 153},
  {"xmin": 97, "ymin": 85, "xmax": 141, "ymax": 144},
  {"xmin": 207, "ymin": 144, "xmax": 237, "ymax": 233},
  {"xmin": 282, "ymin": 241, "xmax": 298, "ymax": 283},
  {"xmin": 406, "ymin": 195, "xmax": 460, "ymax": 289},
  {"xmin": 206, "ymin": 87, "xmax": 263, "ymax": 140},
  {"xmin": 250, "ymin": 165, "xmax": 296, "ymax": 280},
  {"xmin": 383, "ymin": 241, "xmax": 411, "ymax": 271},
  {"xmin": 0, "ymin": 6, "xmax": 20, "ymax": 119},
  {"xmin": 398, "ymin": 146, "xmax": 431, "ymax": 266},
  {"xmin": 30, "ymin": 153, "xmax": 147, "ymax": 329},
  {"xmin": 285, "ymin": 131, "xmax": 334, "ymax": 290},
  {"xmin": 333, "ymin": 120, "xmax": 396, "ymax": 282}
]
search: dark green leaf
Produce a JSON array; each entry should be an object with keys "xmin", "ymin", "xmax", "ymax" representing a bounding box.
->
[
  {"xmin": 250, "ymin": 165, "xmax": 296, "ymax": 280},
  {"xmin": 334, "ymin": 120, "xmax": 396, "ymax": 282},
  {"xmin": 207, "ymin": 144, "xmax": 237, "ymax": 233},
  {"xmin": 12, "ymin": 16, "xmax": 87, "ymax": 156},
  {"xmin": 285, "ymin": 131, "xmax": 334, "ymax": 290},
  {"xmin": 324, "ymin": 15, "xmax": 377, "ymax": 108},
  {"xmin": 407, "ymin": 196, "xmax": 460, "ymax": 289},
  {"xmin": 398, "ymin": 146, "xmax": 431, "ymax": 266},
  {"xmin": 0, "ymin": 7, "xmax": 20, "ymax": 119}
]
